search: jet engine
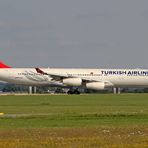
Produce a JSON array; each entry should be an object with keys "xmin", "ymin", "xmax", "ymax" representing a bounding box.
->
[
  {"xmin": 86, "ymin": 82, "xmax": 105, "ymax": 90},
  {"xmin": 62, "ymin": 78, "xmax": 82, "ymax": 86}
]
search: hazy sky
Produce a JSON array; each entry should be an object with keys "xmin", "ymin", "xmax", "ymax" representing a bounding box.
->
[{"xmin": 0, "ymin": 0, "xmax": 148, "ymax": 68}]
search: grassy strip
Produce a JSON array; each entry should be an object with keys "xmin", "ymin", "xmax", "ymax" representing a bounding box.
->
[
  {"xmin": 0, "ymin": 113, "xmax": 148, "ymax": 128},
  {"xmin": 0, "ymin": 94, "xmax": 148, "ymax": 147}
]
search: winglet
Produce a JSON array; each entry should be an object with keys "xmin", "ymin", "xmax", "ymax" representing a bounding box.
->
[
  {"xmin": 35, "ymin": 68, "xmax": 48, "ymax": 75},
  {"xmin": 0, "ymin": 61, "xmax": 11, "ymax": 68}
]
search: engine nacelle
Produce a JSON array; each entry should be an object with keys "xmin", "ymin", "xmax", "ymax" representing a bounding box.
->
[
  {"xmin": 63, "ymin": 78, "xmax": 82, "ymax": 86},
  {"xmin": 86, "ymin": 82, "xmax": 105, "ymax": 90}
]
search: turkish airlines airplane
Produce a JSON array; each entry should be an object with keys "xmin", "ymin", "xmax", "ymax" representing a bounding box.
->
[{"xmin": 0, "ymin": 61, "xmax": 148, "ymax": 94}]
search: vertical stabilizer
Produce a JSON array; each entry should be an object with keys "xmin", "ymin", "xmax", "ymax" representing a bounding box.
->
[{"xmin": 0, "ymin": 61, "xmax": 11, "ymax": 68}]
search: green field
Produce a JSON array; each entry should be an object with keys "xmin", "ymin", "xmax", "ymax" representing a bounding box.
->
[{"xmin": 0, "ymin": 94, "xmax": 148, "ymax": 147}]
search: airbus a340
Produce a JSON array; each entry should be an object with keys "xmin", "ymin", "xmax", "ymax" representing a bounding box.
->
[{"xmin": 0, "ymin": 61, "xmax": 148, "ymax": 94}]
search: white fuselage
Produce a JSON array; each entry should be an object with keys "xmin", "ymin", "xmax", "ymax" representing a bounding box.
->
[{"xmin": 0, "ymin": 68, "xmax": 148, "ymax": 89}]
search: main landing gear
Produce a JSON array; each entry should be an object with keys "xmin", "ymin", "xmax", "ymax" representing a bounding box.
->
[{"xmin": 67, "ymin": 88, "xmax": 80, "ymax": 95}]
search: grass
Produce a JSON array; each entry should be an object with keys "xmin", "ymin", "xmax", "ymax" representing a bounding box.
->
[{"xmin": 0, "ymin": 94, "xmax": 148, "ymax": 147}]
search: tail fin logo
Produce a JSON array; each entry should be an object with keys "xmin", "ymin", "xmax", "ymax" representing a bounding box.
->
[{"xmin": 0, "ymin": 61, "xmax": 11, "ymax": 68}]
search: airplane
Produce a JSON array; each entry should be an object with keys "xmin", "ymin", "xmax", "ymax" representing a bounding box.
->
[{"xmin": 0, "ymin": 61, "xmax": 148, "ymax": 94}]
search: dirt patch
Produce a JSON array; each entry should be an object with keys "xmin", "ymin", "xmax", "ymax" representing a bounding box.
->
[{"xmin": 0, "ymin": 127, "xmax": 148, "ymax": 148}]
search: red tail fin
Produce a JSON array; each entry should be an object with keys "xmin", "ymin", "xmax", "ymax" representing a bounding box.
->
[{"xmin": 0, "ymin": 61, "xmax": 11, "ymax": 68}]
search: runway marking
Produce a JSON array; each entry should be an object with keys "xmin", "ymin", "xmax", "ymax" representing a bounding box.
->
[{"xmin": 0, "ymin": 113, "xmax": 4, "ymax": 116}]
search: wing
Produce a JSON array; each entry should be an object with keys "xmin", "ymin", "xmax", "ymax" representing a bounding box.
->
[
  {"xmin": 35, "ymin": 68, "xmax": 111, "ymax": 84},
  {"xmin": 35, "ymin": 68, "xmax": 72, "ymax": 81}
]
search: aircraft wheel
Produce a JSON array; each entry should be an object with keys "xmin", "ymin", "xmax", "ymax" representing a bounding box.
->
[
  {"xmin": 74, "ymin": 89, "xmax": 80, "ymax": 95},
  {"xmin": 67, "ymin": 90, "xmax": 74, "ymax": 95}
]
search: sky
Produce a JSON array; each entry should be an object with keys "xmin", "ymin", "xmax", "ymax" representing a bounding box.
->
[{"xmin": 0, "ymin": 0, "xmax": 148, "ymax": 68}]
